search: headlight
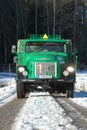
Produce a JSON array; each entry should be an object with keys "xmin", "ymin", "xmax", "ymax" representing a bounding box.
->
[
  {"xmin": 18, "ymin": 67, "xmax": 25, "ymax": 72},
  {"xmin": 67, "ymin": 66, "xmax": 74, "ymax": 72},
  {"xmin": 23, "ymin": 71, "xmax": 28, "ymax": 76},
  {"xmin": 63, "ymin": 70, "xmax": 69, "ymax": 77}
]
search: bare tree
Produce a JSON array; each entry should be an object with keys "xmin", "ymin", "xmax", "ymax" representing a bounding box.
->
[
  {"xmin": 53, "ymin": 0, "xmax": 56, "ymax": 35},
  {"xmin": 35, "ymin": 0, "xmax": 38, "ymax": 34}
]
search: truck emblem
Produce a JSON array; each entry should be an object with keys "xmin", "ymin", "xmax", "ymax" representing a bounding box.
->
[{"xmin": 37, "ymin": 63, "xmax": 43, "ymax": 74}]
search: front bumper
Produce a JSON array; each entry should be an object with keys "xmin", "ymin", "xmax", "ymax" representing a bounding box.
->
[{"xmin": 18, "ymin": 77, "xmax": 75, "ymax": 84}]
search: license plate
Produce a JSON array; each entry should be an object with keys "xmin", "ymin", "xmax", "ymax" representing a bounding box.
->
[{"xmin": 39, "ymin": 75, "xmax": 52, "ymax": 79}]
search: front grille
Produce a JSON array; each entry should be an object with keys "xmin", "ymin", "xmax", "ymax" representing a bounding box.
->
[{"xmin": 35, "ymin": 62, "xmax": 57, "ymax": 78}]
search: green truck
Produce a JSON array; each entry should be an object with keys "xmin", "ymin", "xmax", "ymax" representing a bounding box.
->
[{"xmin": 12, "ymin": 34, "xmax": 77, "ymax": 98}]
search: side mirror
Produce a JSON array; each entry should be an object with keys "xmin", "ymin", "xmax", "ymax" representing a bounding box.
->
[
  {"xmin": 13, "ymin": 56, "xmax": 17, "ymax": 63},
  {"xmin": 11, "ymin": 45, "xmax": 16, "ymax": 53}
]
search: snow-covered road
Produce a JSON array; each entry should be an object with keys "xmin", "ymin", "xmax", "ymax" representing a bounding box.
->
[
  {"xmin": 0, "ymin": 71, "xmax": 87, "ymax": 130},
  {"xmin": 12, "ymin": 92, "xmax": 77, "ymax": 130}
]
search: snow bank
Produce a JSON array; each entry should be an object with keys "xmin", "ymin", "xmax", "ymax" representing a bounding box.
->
[
  {"xmin": 75, "ymin": 73, "xmax": 87, "ymax": 92},
  {"xmin": 0, "ymin": 72, "xmax": 16, "ymax": 107}
]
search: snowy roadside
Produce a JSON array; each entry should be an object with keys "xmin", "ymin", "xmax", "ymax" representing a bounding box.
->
[
  {"xmin": 71, "ymin": 71, "xmax": 87, "ymax": 108},
  {"xmin": 0, "ymin": 72, "xmax": 16, "ymax": 107},
  {"xmin": 75, "ymin": 72, "xmax": 87, "ymax": 92}
]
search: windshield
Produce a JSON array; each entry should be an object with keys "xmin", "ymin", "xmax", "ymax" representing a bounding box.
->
[{"xmin": 25, "ymin": 42, "xmax": 64, "ymax": 52}]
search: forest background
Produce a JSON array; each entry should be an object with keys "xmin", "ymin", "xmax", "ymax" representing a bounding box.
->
[{"xmin": 0, "ymin": 0, "xmax": 87, "ymax": 68}]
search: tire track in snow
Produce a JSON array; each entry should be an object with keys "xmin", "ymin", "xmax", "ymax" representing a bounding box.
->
[{"xmin": 55, "ymin": 97, "xmax": 87, "ymax": 130}]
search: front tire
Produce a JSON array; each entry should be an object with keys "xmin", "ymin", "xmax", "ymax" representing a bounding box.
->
[
  {"xmin": 17, "ymin": 83, "xmax": 25, "ymax": 98},
  {"xmin": 66, "ymin": 83, "xmax": 74, "ymax": 98}
]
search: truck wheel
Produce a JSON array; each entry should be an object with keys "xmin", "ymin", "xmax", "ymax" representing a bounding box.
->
[
  {"xmin": 66, "ymin": 83, "xmax": 74, "ymax": 98},
  {"xmin": 17, "ymin": 83, "xmax": 25, "ymax": 98}
]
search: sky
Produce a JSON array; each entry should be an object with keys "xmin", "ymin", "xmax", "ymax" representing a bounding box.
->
[{"xmin": 0, "ymin": 70, "xmax": 87, "ymax": 130}]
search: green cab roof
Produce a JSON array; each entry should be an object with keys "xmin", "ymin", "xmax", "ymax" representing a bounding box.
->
[
  {"xmin": 28, "ymin": 34, "xmax": 69, "ymax": 43},
  {"xmin": 18, "ymin": 34, "xmax": 72, "ymax": 44}
]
